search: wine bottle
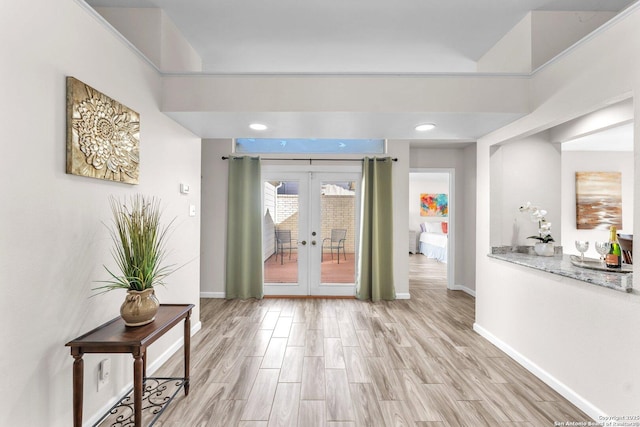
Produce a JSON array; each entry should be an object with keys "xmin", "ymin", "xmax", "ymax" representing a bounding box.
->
[{"xmin": 606, "ymin": 226, "xmax": 622, "ymax": 269}]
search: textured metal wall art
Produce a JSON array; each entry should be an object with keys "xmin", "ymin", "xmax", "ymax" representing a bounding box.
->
[
  {"xmin": 66, "ymin": 76, "xmax": 140, "ymax": 184},
  {"xmin": 575, "ymin": 171, "xmax": 622, "ymax": 230}
]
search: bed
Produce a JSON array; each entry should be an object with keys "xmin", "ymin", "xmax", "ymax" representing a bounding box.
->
[{"xmin": 418, "ymin": 221, "xmax": 448, "ymax": 263}]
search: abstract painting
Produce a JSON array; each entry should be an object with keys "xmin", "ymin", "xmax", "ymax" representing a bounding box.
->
[
  {"xmin": 575, "ymin": 172, "xmax": 622, "ymax": 230},
  {"xmin": 66, "ymin": 76, "xmax": 140, "ymax": 184},
  {"xmin": 420, "ymin": 193, "xmax": 448, "ymax": 217}
]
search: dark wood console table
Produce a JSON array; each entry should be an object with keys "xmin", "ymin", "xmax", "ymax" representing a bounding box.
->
[{"xmin": 66, "ymin": 304, "xmax": 194, "ymax": 427}]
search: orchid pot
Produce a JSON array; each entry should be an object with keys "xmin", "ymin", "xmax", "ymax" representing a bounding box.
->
[{"xmin": 534, "ymin": 242, "xmax": 555, "ymax": 257}]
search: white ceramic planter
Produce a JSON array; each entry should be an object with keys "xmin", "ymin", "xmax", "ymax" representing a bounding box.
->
[{"xmin": 534, "ymin": 242, "xmax": 555, "ymax": 256}]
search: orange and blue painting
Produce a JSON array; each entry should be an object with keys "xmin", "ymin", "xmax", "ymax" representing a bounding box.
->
[{"xmin": 420, "ymin": 193, "xmax": 448, "ymax": 217}]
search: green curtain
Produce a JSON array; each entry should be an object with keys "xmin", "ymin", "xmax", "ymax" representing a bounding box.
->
[
  {"xmin": 356, "ymin": 157, "xmax": 395, "ymax": 301},
  {"xmin": 225, "ymin": 156, "xmax": 264, "ymax": 299}
]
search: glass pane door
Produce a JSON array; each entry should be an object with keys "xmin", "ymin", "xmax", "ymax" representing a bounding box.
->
[
  {"xmin": 310, "ymin": 172, "xmax": 360, "ymax": 296},
  {"xmin": 263, "ymin": 173, "xmax": 309, "ymax": 296},
  {"xmin": 263, "ymin": 168, "xmax": 360, "ymax": 297}
]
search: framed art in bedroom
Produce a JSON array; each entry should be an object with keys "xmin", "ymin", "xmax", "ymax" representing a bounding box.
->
[{"xmin": 420, "ymin": 193, "xmax": 448, "ymax": 217}]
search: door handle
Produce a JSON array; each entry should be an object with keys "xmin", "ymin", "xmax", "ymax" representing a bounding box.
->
[{"xmin": 300, "ymin": 240, "xmax": 307, "ymax": 246}]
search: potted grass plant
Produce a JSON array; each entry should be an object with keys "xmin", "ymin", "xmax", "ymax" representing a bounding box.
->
[{"xmin": 94, "ymin": 194, "xmax": 175, "ymax": 326}]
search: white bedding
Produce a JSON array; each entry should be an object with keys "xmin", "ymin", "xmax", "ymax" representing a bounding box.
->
[
  {"xmin": 419, "ymin": 232, "xmax": 448, "ymax": 248},
  {"xmin": 419, "ymin": 232, "xmax": 448, "ymax": 263}
]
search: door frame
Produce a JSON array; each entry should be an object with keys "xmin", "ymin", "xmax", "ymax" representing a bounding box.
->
[
  {"xmin": 409, "ymin": 167, "xmax": 455, "ymax": 290},
  {"xmin": 262, "ymin": 165, "xmax": 361, "ymax": 296}
]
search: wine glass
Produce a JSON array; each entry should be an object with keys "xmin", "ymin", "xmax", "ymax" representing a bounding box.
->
[
  {"xmin": 595, "ymin": 241, "xmax": 611, "ymax": 264},
  {"xmin": 575, "ymin": 240, "xmax": 589, "ymax": 262}
]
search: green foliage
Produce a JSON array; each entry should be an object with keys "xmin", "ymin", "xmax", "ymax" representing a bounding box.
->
[
  {"xmin": 94, "ymin": 195, "xmax": 175, "ymax": 294},
  {"xmin": 527, "ymin": 235, "xmax": 555, "ymax": 243}
]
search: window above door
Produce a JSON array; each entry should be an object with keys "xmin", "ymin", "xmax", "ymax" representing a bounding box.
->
[{"xmin": 235, "ymin": 138, "xmax": 385, "ymax": 154}]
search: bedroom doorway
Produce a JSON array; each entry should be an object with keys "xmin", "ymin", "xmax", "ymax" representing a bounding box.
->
[
  {"xmin": 262, "ymin": 166, "xmax": 360, "ymax": 296},
  {"xmin": 409, "ymin": 169, "xmax": 453, "ymax": 290}
]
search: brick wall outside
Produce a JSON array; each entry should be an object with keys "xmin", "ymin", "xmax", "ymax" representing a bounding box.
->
[
  {"xmin": 273, "ymin": 194, "xmax": 356, "ymax": 254},
  {"xmin": 276, "ymin": 195, "xmax": 299, "ymax": 224},
  {"xmin": 320, "ymin": 195, "xmax": 356, "ymax": 254}
]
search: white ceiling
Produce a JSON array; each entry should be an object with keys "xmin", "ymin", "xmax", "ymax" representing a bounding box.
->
[
  {"xmin": 562, "ymin": 123, "xmax": 634, "ymax": 151},
  {"xmin": 84, "ymin": 0, "xmax": 635, "ymax": 144},
  {"xmin": 86, "ymin": 0, "xmax": 634, "ymax": 74}
]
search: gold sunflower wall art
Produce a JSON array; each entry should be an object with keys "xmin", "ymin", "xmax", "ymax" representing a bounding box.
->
[{"xmin": 66, "ymin": 77, "xmax": 140, "ymax": 184}]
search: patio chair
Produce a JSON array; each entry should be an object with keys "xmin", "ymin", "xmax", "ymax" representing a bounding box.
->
[
  {"xmin": 275, "ymin": 229, "xmax": 296, "ymax": 265},
  {"xmin": 322, "ymin": 229, "xmax": 347, "ymax": 264}
]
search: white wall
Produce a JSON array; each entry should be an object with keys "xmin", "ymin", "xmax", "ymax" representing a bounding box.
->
[
  {"xmin": 490, "ymin": 132, "xmax": 562, "ymax": 247},
  {"xmin": 477, "ymin": 11, "xmax": 616, "ymax": 73},
  {"xmin": 159, "ymin": 10, "xmax": 203, "ymax": 72},
  {"xmin": 389, "ymin": 142, "xmax": 411, "ymax": 298},
  {"xmin": 162, "ymin": 74, "xmax": 530, "ymax": 114},
  {"xmin": 95, "ymin": 7, "xmax": 162, "ymax": 66},
  {"xmin": 550, "ymin": 98, "xmax": 633, "ymax": 143},
  {"xmin": 478, "ymin": 12, "xmax": 532, "ymax": 73},
  {"xmin": 200, "ymin": 139, "xmax": 232, "ymax": 298},
  {"xmin": 95, "ymin": 7, "xmax": 202, "ymax": 72},
  {"xmin": 561, "ymin": 151, "xmax": 634, "ymax": 258},
  {"xmin": 531, "ymin": 11, "xmax": 615, "ymax": 70},
  {"xmin": 0, "ymin": 2, "xmax": 201, "ymax": 426},
  {"xmin": 477, "ymin": 6, "xmax": 640, "ymax": 418},
  {"xmin": 408, "ymin": 173, "xmax": 449, "ymax": 232},
  {"xmin": 462, "ymin": 145, "xmax": 477, "ymax": 291}
]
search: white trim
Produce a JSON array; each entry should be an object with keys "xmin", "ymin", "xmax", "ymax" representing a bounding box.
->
[
  {"xmin": 200, "ymin": 291, "xmax": 225, "ymax": 298},
  {"xmin": 262, "ymin": 167, "xmax": 361, "ymax": 297},
  {"xmin": 262, "ymin": 164, "xmax": 362, "ymax": 173},
  {"xmin": 473, "ymin": 322, "xmax": 605, "ymax": 421},
  {"xmin": 452, "ymin": 284, "xmax": 475, "ymax": 297},
  {"xmin": 84, "ymin": 321, "xmax": 202, "ymax": 427},
  {"xmin": 396, "ymin": 292, "xmax": 411, "ymax": 300},
  {"xmin": 409, "ymin": 168, "xmax": 455, "ymax": 291}
]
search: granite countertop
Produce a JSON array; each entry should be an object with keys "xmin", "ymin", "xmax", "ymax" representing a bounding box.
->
[{"xmin": 488, "ymin": 247, "xmax": 634, "ymax": 293}]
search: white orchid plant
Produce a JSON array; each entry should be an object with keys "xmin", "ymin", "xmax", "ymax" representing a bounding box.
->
[{"xmin": 519, "ymin": 202, "xmax": 554, "ymax": 243}]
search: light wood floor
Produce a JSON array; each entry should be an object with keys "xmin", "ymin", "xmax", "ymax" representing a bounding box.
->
[
  {"xmin": 264, "ymin": 253, "xmax": 356, "ymax": 284},
  {"xmin": 154, "ymin": 255, "xmax": 590, "ymax": 426}
]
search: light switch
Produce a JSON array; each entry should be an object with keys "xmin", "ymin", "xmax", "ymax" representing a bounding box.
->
[
  {"xmin": 189, "ymin": 204, "xmax": 196, "ymax": 217},
  {"xmin": 180, "ymin": 183, "xmax": 190, "ymax": 194}
]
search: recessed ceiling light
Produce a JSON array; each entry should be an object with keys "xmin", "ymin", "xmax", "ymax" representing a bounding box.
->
[
  {"xmin": 249, "ymin": 123, "xmax": 268, "ymax": 131},
  {"xmin": 415, "ymin": 123, "xmax": 436, "ymax": 131}
]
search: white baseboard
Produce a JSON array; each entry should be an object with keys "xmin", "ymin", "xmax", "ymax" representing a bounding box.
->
[
  {"xmin": 452, "ymin": 284, "xmax": 476, "ymax": 297},
  {"xmin": 200, "ymin": 291, "xmax": 225, "ymax": 298},
  {"xmin": 147, "ymin": 321, "xmax": 202, "ymax": 373},
  {"xmin": 473, "ymin": 322, "xmax": 605, "ymax": 421},
  {"xmin": 201, "ymin": 291, "xmax": 410, "ymax": 300},
  {"xmin": 84, "ymin": 321, "xmax": 202, "ymax": 427}
]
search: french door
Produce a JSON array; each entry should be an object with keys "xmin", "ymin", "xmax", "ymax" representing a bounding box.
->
[{"xmin": 263, "ymin": 167, "xmax": 360, "ymax": 296}]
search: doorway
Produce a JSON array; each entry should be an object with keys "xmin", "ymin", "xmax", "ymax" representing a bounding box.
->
[
  {"xmin": 262, "ymin": 166, "xmax": 360, "ymax": 296},
  {"xmin": 409, "ymin": 169, "xmax": 454, "ymax": 290}
]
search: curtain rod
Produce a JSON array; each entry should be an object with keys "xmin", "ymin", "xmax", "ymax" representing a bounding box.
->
[{"xmin": 221, "ymin": 156, "xmax": 398, "ymax": 162}]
